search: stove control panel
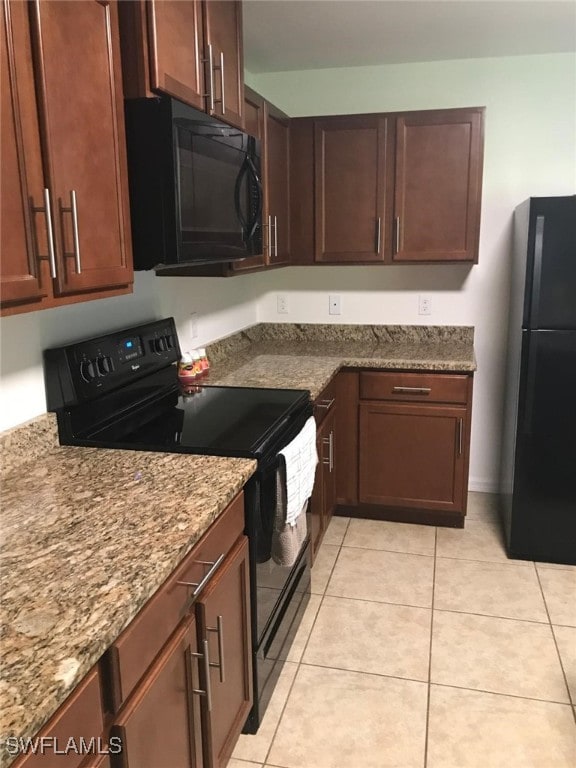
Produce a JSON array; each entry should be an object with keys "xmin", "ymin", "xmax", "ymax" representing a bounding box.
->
[{"xmin": 44, "ymin": 318, "xmax": 181, "ymax": 409}]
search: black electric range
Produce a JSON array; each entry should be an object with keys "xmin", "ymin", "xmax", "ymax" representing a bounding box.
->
[{"xmin": 44, "ymin": 318, "xmax": 313, "ymax": 734}]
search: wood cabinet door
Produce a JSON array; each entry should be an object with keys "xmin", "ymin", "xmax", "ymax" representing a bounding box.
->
[
  {"xmin": 203, "ymin": 0, "xmax": 243, "ymax": 130},
  {"xmin": 266, "ymin": 102, "xmax": 290, "ymax": 265},
  {"xmin": 335, "ymin": 371, "xmax": 359, "ymax": 507},
  {"xmin": 147, "ymin": 0, "xmax": 205, "ymax": 109},
  {"xmin": 197, "ymin": 535, "xmax": 252, "ymax": 768},
  {"xmin": 392, "ymin": 109, "xmax": 484, "ymax": 263},
  {"xmin": 1, "ymin": 0, "xmax": 48, "ymax": 309},
  {"xmin": 309, "ymin": 422, "xmax": 326, "ymax": 561},
  {"xmin": 314, "ymin": 116, "xmax": 390, "ymax": 263},
  {"xmin": 30, "ymin": 0, "xmax": 133, "ymax": 296},
  {"xmin": 111, "ymin": 616, "xmax": 202, "ymax": 768},
  {"xmin": 321, "ymin": 407, "xmax": 337, "ymax": 527},
  {"xmin": 358, "ymin": 402, "xmax": 467, "ymax": 513}
]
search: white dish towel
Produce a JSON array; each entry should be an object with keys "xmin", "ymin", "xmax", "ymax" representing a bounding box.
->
[{"xmin": 279, "ymin": 415, "xmax": 318, "ymax": 526}]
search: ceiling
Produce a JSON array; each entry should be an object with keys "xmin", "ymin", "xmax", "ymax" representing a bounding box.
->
[{"xmin": 243, "ymin": 1, "xmax": 576, "ymax": 73}]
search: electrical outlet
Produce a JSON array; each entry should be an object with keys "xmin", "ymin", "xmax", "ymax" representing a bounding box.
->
[
  {"xmin": 418, "ymin": 295, "xmax": 432, "ymax": 316},
  {"xmin": 277, "ymin": 294, "xmax": 289, "ymax": 314},
  {"xmin": 189, "ymin": 312, "xmax": 198, "ymax": 338},
  {"xmin": 329, "ymin": 295, "xmax": 341, "ymax": 315}
]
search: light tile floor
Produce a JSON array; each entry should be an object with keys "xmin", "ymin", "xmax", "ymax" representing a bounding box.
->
[{"xmin": 232, "ymin": 492, "xmax": 576, "ymax": 768}]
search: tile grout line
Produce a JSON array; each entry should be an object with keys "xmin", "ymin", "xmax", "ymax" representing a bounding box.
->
[
  {"xmin": 533, "ymin": 561, "xmax": 576, "ymax": 722},
  {"xmin": 260, "ymin": 517, "xmax": 351, "ymax": 766},
  {"xmin": 430, "ymin": 680, "xmax": 575, "ymax": 708},
  {"xmin": 424, "ymin": 525, "xmax": 438, "ymax": 768}
]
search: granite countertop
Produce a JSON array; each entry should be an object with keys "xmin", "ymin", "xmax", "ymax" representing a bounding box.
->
[
  {"xmin": 205, "ymin": 323, "xmax": 476, "ymax": 398},
  {"xmin": 0, "ymin": 418, "xmax": 256, "ymax": 766},
  {"xmin": 0, "ymin": 322, "xmax": 475, "ymax": 764}
]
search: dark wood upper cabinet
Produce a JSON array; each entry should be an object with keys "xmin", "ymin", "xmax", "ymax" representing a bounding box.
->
[
  {"xmin": 120, "ymin": 0, "xmax": 244, "ymax": 130},
  {"xmin": 1, "ymin": 0, "xmax": 47, "ymax": 307},
  {"xmin": 290, "ymin": 107, "xmax": 484, "ymax": 266},
  {"xmin": 265, "ymin": 101, "xmax": 290, "ymax": 265},
  {"xmin": 314, "ymin": 116, "xmax": 392, "ymax": 263},
  {"xmin": 203, "ymin": 0, "xmax": 243, "ymax": 129},
  {"xmin": 148, "ymin": 0, "xmax": 205, "ymax": 109},
  {"xmin": 1, "ymin": 0, "xmax": 134, "ymax": 316},
  {"xmin": 391, "ymin": 108, "xmax": 484, "ymax": 263},
  {"xmin": 30, "ymin": 0, "xmax": 133, "ymax": 296}
]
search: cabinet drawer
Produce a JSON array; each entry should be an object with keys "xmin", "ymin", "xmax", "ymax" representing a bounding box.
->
[
  {"xmin": 359, "ymin": 372, "xmax": 469, "ymax": 404},
  {"xmin": 107, "ymin": 491, "xmax": 244, "ymax": 711},
  {"xmin": 13, "ymin": 667, "xmax": 103, "ymax": 768}
]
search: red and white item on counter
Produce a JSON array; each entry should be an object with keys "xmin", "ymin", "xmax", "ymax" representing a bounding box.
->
[{"xmin": 178, "ymin": 348, "xmax": 210, "ymax": 386}]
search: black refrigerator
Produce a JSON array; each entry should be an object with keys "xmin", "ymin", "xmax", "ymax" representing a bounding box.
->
[{"xmin": 500, "ymin": 196, "xmax": 576, "ymax": 565}]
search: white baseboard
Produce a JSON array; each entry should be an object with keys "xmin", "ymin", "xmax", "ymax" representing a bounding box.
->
[{"xmin": 468, "ymin": 477, "xmax": 499, "ymax": 494}]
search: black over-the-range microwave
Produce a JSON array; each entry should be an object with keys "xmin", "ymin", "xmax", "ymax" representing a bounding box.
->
[{"xmin": 124, "ymin": 96, "xmax": 263, "ymax": 271}]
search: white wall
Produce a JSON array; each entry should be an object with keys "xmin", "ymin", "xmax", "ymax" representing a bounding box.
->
[
  {"xmin": 249, "ymin": 53, "xmax": 576, "ymax": 491},
  {"xmin": 0, "ymin": 271, "xmax": 260, "ymax": 431}
]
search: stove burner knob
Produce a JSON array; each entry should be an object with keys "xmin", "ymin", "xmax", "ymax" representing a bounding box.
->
[
  {"xmin": 96, "ymin": 356, "xmax": 113, "ymax": 376},
  {"xmin": 80, "ymin": 359, "xmax": 97, "ymax": 382}
]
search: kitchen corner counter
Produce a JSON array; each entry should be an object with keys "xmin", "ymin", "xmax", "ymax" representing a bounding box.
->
[
  {"xmin": 204, "ymin": 324, "xmax": 476, "ymax": 399},
  {"xmin": 0, "ymin": 420, "xmax": 256, "ymax": 765}
]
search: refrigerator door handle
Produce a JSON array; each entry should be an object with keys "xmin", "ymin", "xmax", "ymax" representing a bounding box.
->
[
  {"xmin": 523, "ymin": 338, "xmax": 538, "ymax": 435},
  {"xmin": 530, "ymin": 215, "xmax": 545, "ymax": 329}
]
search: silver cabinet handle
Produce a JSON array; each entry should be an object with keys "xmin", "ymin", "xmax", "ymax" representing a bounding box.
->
[
  {"xmin": 322, "ymin": 435, "xmax": 330, "ymax": 466},
  {"xmin": 395, "ymin": 216, "xmax": 400, "ymax": 255},
  {"xmin": 267, "ymin": 214, "xmax": 273, "ymax": 259},
  {"xmin": 207, "ymin": 615, "xmax": 225, "ymax": 683},
  {"xmin": 219, "ymin": 51, "xmax": 225, "ymax": 114},
  {"xmin": 177, "ymin": 553, "xmax": 225, "ymax": 599},
  {"xmin": 458, "ymin": 418, "xmax": 463, "ymax": 456},
  {"xmin": 376, "ymin": 217, "xmax": 381, "ymax": 253},
  {"xmin": 274, "ymin": 215, "xmax": 278, "ymax": 259},
  {"xmin": 203, "ymin": 43, "xmax": 215, "ymax": 112},
  {"xmin": 190, "ymin": 639, "xmax": 213, "ymax": 712},
  {"xmin": 33, "ymin": 188, "xmax": 57, "ymax": 278},
  {"xmin": 70, "ymin": 190, "xmax": 81, "ymax": 274},
  {"xmin": 316, "ymin": 398, "xmax": 335, "ymax": 410},
  {"xmin": 329, "ymin": 430, "xmax": 334, "ymax": 472},
  {"xmin": 392, "ymin": 386, "xmax": 431, "ymax": 395}
]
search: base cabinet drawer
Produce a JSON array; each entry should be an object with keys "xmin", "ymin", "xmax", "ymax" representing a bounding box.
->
[
  {"xmin": 359, "ymin": 371, "xmax": 469, "ymax": 404},
  {"xmin": 358, "ymin": 402, "xmax": 467, "ymax": 513}
]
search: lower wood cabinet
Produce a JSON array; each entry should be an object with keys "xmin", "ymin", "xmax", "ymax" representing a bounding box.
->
[
  {"xmin": 196, "ymin": 536, "xmax": 252, "ymax": 768},
  {"xmin": 310, "ymin": 384, "xmax": 337, "ymax": 561},
  {"xmin": 358, "ymin": 401, "xmax": 467, "ymax": 513},
  {"xmin": 333, "ymin": 369, "xmax": 473, "ymax": 527},
  {"xmin": 110, "ymin": 617, "xmax": 202, "ymax": 768}
]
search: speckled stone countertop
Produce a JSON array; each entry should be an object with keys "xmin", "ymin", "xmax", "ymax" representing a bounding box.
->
[
  {"xmin": 0, "ymin": 415, "xmax": 256, "ymax": 767},
  {"xmin": 205, "ymin": 323, "xmax": 476, "ymax": 398}
]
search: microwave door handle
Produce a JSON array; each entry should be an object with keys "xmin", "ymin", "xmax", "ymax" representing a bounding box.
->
[
  {"xmin": 246, "ymin": 156, "xmax": 263, "ymax": 239},
  {"xmin": 234, "ymin": 159, "xmax": 249, "ymax": 232}
]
